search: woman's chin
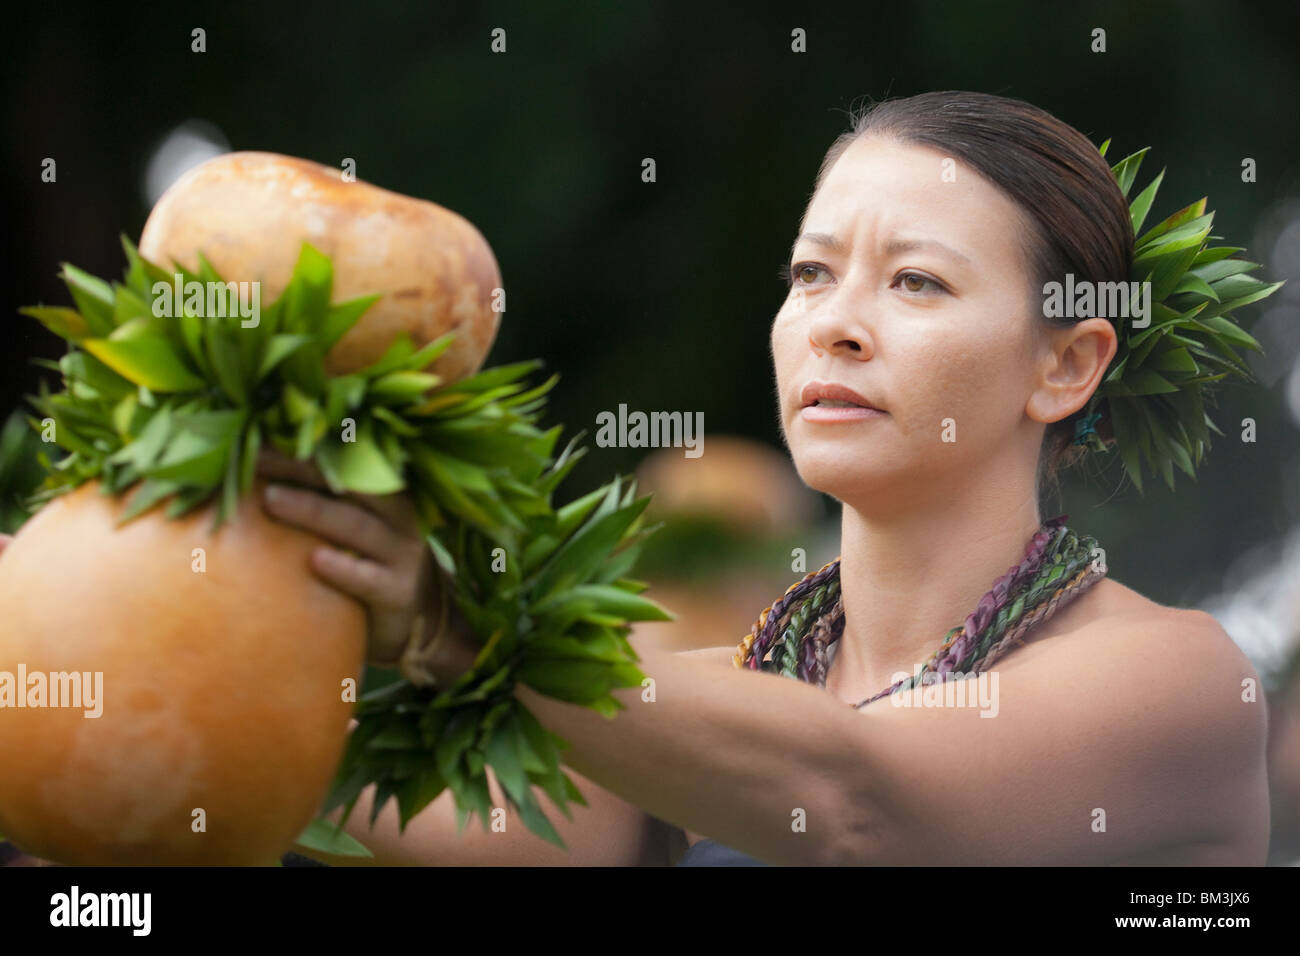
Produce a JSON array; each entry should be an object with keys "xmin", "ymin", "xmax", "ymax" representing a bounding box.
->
[{"xmin": 791, "ymin": 454, "xmax": 903, "ymax": 503}]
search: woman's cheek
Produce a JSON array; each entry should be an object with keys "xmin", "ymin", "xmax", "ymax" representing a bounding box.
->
[{"xmin": 894, "ymin": 334, "xmax": 1001, "ymax": 447}]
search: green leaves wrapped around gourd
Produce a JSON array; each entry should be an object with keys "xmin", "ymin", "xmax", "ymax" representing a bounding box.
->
[{"xmin": 16, "ymin": 239, "xmax": 673, "ymax": 850}]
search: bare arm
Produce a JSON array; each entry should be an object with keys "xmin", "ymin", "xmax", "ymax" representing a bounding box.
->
[
  {"xmin": 513, "ymin": 643, "xmax": 865, "ymax": 866},
  {"xmin": 511, "ymin": 611, "xmax": 1270, "ymax": 865}
]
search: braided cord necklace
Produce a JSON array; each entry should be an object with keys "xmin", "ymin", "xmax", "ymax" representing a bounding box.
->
[{"xmin": 732, "ymin": 516, "xmax": 1106, "ymax": 708}]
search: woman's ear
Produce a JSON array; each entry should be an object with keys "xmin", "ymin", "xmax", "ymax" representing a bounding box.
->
[{"xmin": 1025, "ymin": 318, "xmax": 1118, "ymax": 425}]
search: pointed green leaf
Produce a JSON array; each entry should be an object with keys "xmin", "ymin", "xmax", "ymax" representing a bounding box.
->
[
  {"xmin": 509, "ymin": 787, "xmax": 565, "ymax": 848},
  {"xmin": 370, "ymin": 371, "xmax": 440, "ymax": 403},
  {"xmin": 107, "ymin": 403, "xmax": 174, "ymax": 469},
  {"xmin": 240, "ymin": 420, "xmax": 261, "ymax": 493},
  {"xmin": 59, "ymin": 351, "xmax": 134, "ymax": 402},
  {"xmin": 1192, "ymin": 245, "xmax": 1244, "ymax": 266},
  {"xmin": 405, "ymin": 332, "xmax": 457, "ymax": 373},
  {"xmin": 322, "ymin": 294, "xmax": 382, "ymax": 351},
  {"xmin": 451, "ymin": 359, "xmax": 545, "ymax": 394},
  {"xmin": 1149, "ymin": 346, "xmax": 1198, "ymax": 374},
  {"xmin": 1191, "ymin": 258, "xmax": 1260, "ymax": 284},
  {"xmin": 121, "ymin": 235, "xmax": 174, "ymax": 295},
  {"xmin": 59, "ymin": 263, "xmax": 115, "ymax": 336},
  {"xmin": 317, "ymin": 432, "xmax": 405, "ymax": 494},
  {"xmin": 1128, "ymin": 167, "xmax": 1165, "ymax": 235},
  {"xmin": 485, "ymin": 718, "xmax": 530, "ymax": 802},
  {"xmin": 538, "ymin": 583, "xmax": 672, "ymax": 622},
  {"xmin": 293, "ymin": 818, "xmax": 374, "ymax": 858},
  {"xmin": 1202, "ymin": 281, "xmax": 1285, "ymax": 324},
  {"xmin": 1107, "ymin": 401, "xmax": 1144, "ymax": 493},
  {"xmin": 530, "ymin": 497, "xmax": 651, "ymax": 598},
  {"xmin": 119, "ymin": 478, "xmax": 182, "ymax": 522},
  {"xmin": 1196, "ymin": 314, "xmax": 1263, "ymax": 351},
  {"xmin": 1170, "ymin": 273, "xmax": 1219, "ymax": 302},
  {"xmin": 1136, "ymin": 197, "xmax": 1207, "ymax": 248},
  {"xmin": 1109, "ymin": 147, "xmax": 1150, "ymax": 198},
  {"xmin": 257, "ymin": 334, "xmax": 314, "ymax": 381},
  {"xmin": 357, "ymin": 335, "xmax": 417, "ymax": 379},
  {"xmin": 83, "ymin": 335, "xmax": 206, "ymax": 392},
  {"xmin": 281, "ymin": 242, "xmax": 334, "ymax": 334},
  {"xmin": 205, "ymin": 317, "xmax": 248, "ymax": 402},
  {"xmin": 19, "ymin": 306, "xmax": 91, "ymax": 341},
  {"xmin": 147, "ymin": 409, "xmax": 244, "ymax": 485}
]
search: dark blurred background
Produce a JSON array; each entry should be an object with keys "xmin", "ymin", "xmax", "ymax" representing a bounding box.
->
[
  {"xmin": 2, "ymin": 0, "xmax": 1298, "ymax": 630},
  {"xmin": 5, "ymin": 0, "xmax": 1300, "ymax": 867}
]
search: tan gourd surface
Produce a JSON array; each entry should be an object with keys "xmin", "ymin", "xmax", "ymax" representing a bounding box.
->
[
  {"xmin": 139, "ymin": 151, "xmax": 502, "ymax": 382},
  {"xmin": 0, "ymin": 480, "xmax": 365, "ymax": 865}
]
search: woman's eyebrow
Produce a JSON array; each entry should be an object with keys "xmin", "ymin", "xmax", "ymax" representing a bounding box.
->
[
  {"xmin": 790, "ymin": 232, "xmax": 847, "ymax": 258},
  {"xmin": 884, "ymin": 236, "xmax": 972, "ymax": 266},
  {"xmin": 791, "ymin": 232, "xmax": 972, "ymax": 267}
]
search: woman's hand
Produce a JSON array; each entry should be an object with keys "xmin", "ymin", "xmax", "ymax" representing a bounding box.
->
[
  {"xmin": 256, "ymin": 449, "xmax": 477, "ymax": 685},
  {"xmin": 0, "ymin": 533, "xmax": 10, "ymax": 557}
]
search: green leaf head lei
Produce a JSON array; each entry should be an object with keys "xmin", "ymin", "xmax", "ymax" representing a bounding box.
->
[{"xmin": 1068, "ymin": 141, "xmax": 1285, "ymax": 492}]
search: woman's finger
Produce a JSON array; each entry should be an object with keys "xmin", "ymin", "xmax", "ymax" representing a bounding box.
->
[
  {"xmin": 0, "ymin": 533, "xmax": 11, "ymax": 557},
  {"xmin": 263, "ymin": 484, "xmax": 403, "ymax": 562},
  {"xmin": 257, "ymin": 448, "xmax": 419, "ymax": 531},
  {"xmin": 309, "ymin": 546, "xmax": 409, "ymax": 608},
  {"xmin": 257, "ymin": 448, "xmax": 331, "ymax": 491},
  {"xmin": 340, "ymin": 484, "xmax": 421, "ymax": 531}
]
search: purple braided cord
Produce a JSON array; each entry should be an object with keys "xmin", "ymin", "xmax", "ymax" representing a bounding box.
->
[
  {"xmin": 739, "ymin": 515, "xmax": 1102, "ymax": 712},
  {"xmin": 748, "ymin": 559, "xmax": 840, "ymax": 669},
  {"xmin": 931, "ymin": 515, "xmax": 1069, "ymax": 676}
]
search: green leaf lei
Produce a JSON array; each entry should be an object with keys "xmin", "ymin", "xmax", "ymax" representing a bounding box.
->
[
  {"xmin": 16, "ymin": 238, "xmax": 673, "ymax": 851},
  {"xmin": 1080, "ymin": 141, "xmax": 1285, "ymax": 491}
]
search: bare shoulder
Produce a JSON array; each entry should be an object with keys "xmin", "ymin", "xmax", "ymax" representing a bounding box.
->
[
  {"xmin": 1025, "ymin": 577, "xmax": 1261, "ymax": 689},
  {"xmin": 1002, "ymin": 576, "xmax": 1270, "ymax": 857},
  {"xmin": 1014, "ymin": 577, "xmax": 1264, "ymax": 730}
]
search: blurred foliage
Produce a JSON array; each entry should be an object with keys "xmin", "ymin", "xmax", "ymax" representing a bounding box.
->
[
  {"xmin": 0, "ymin": 411, "xmax": 52, "ymax": 533},
  {"xmin": 3, "ymin": 0, "xmax": 1298, "ymax": 607},
  {"xmin": 632, "ymin": 511, "xmax": 802, "ymax": 583}
]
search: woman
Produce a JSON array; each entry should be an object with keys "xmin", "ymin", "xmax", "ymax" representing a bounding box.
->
[{"xmin": 1, "ymin": 91, "xmax": 1270, "ymax": 866}]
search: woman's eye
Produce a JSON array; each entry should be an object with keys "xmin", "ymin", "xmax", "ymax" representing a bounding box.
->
[
  {"xmin": 783, "ymin": 262, "xmax": 827, "ymax": 287},
  {"xmin": 894, "ymin": 271, "xmax": 945, "ymax": 294}
]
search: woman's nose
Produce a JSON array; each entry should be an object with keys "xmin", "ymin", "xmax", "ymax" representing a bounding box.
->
[{"xmin": 806, "ymin": 304, "xmax": 874, "ymax": 360}]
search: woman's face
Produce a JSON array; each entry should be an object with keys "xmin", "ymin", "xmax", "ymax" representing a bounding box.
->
[{"xmin": 772, "ymin": 133, "xmax": 1047, "ymax": 507}]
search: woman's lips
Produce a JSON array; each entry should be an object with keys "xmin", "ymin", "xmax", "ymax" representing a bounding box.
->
[{"xmin": 800, "ymin": 403, "xmax": 887, "ymax": 423}]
